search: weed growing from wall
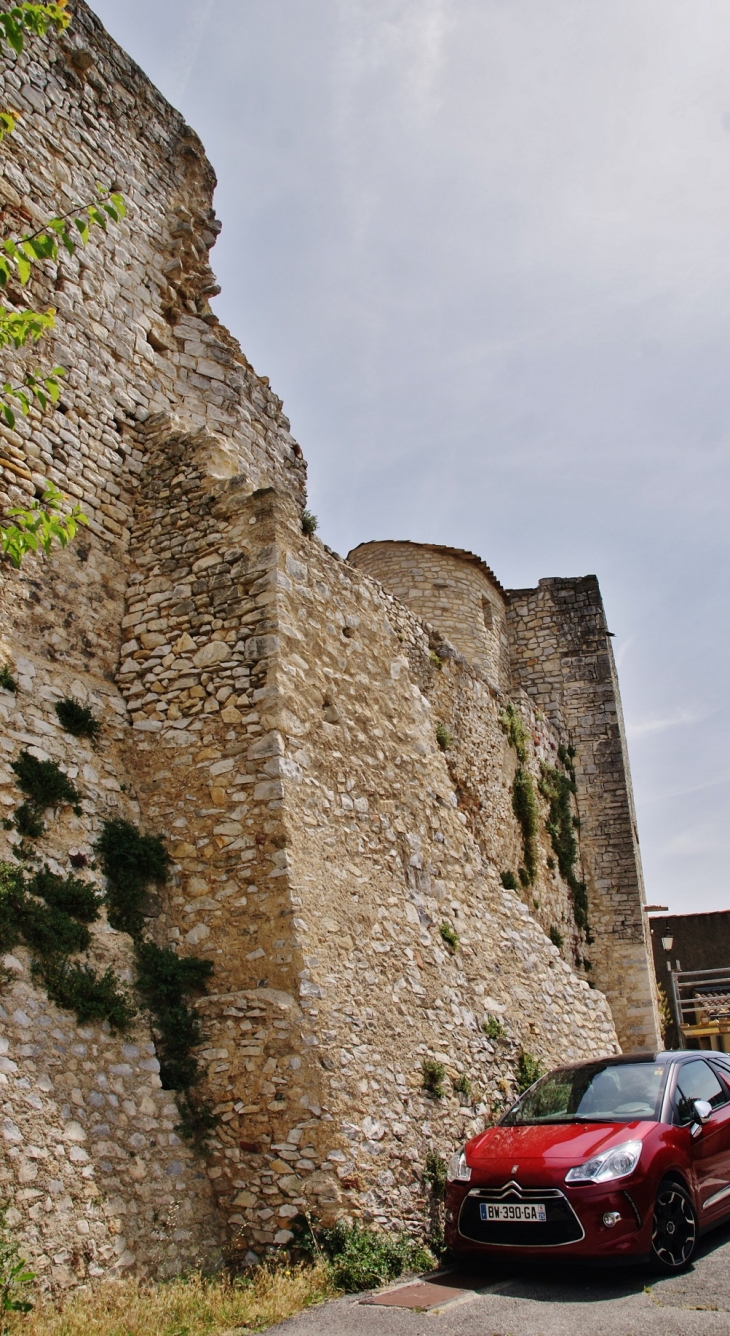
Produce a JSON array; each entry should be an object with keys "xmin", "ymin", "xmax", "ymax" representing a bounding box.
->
[
  {"xmin": 37, "ymin": 958, "xmax": 136, "ymax": 1031},
  {"xmin": 96, "ymin": 818, "xmax": 215, "ymax": 1147},
  {"xmin": 422, "ymin": 1058, "xmax": 446, "ymax": 1099},
  {"xmin": 0, "ymin": 862, "xmax": 134, "ymax": 1032},
  {"xmin": 0, "ymin": 663, "xmax": 17, "ymax": 692},
  {"xmin": 422, "ymin": 1150, "xmax": 447, "ymax": 1255},
  {"xmin": 453, "ymin": 1073, "xmax": 472, "ymax": 1100},
  {"xmin": 549, "ymin": 925, "xmax": 564, "ymax": 949},
  {"xmin": 512, "ymin": 767, "xmax": 539, "ymax": 885},
  {"xmin": 0, "ymin": 1205, "xmax": 34, "ymax": 1321},
  {"xmin": 301, "ymin": 510, "xmax": 318, "ymax": 536},
  {"xmin": 516, "ymin": 1051, "xmax": 544, "ymax": 1094},
  {"xmin": 435, "ymin": 722, "xmax": 453, "ymax": 751},
  {"xmin": 482, "ymin": 1014, "xmax": 506, "ymax": 1041},
  {"xmin": 10, "ymin": 750, "xmax": 80, "ymax": 836},
  {"xmin": 95, "ymin": 818, "xmax": 169, "ymax": 936},
  {"xmin": 500, "ymin": 870, "xmax": 517, "ymax": 890},
  {"xmin": 439, "ymin": 922, "xmax": 458, "ymax": 951},
  {"xmin": 423, "ymin": 1150, "xmax": 447, "ymax": 1201},
  {"xmin": 428, "ymin": 650, "xmax": 443, "ymax": 670},
  {"xmin": 499, "ymin": 703, "xmax": 528, "ymax": 762},
  {"xmin": 539, "ymin": 749, "xmax": 592, "ymax": 941},
  {"xmin": 55, "ymin": 697, "xmax": 101, "ymax": 740}
]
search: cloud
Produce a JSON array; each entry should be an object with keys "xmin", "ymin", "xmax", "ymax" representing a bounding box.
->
[{"xmin": 625, "ymin": 707, "xmax": 714, "ymax": 740}]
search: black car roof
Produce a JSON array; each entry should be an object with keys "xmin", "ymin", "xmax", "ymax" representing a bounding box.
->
[{"xmin": 560, "ymin": 1051, "xmax": 730, "ymax": 1070}]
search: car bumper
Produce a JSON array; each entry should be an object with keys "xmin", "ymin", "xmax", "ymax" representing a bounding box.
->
[{"xmin": 445, "ymin": 1179, "xmax": 654, "ymax": 1262}]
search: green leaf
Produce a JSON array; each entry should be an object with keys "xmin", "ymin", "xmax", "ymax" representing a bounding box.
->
[
  {"xmin": 15, "ymin": 254, "xmax": 31, "ymax": 285},
  {"xmin": 74, "ymin": 218, "xmax": 90, "ymax": 245},
  {"xmin": 110, "ymin": 192, "xmax": 127, "ymax": 218},
  {"xmin": 2, "ymin": 404, "xmax": 15, "ymax": 428},
  {"xmin": 0, "ymin": 109, "xmax": 19, "ymax": 141},
  {"xmin": 102, "ymin": 203, "xmax": 119, "ymax": 223}
]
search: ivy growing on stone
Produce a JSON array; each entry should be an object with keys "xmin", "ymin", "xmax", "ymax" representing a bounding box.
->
[
  {"xmin": 499, "ymin": 702, "xmax": 528, "ymax": 763},
  {"xmin": 539, "ymin": 749, "xmax": 593, "ymax": 941},
  {"xmin": 96, "ymin": 817, "xmax": 216, "ymax": 1148},
  {"xmin": 512, "ymin": 767, "xmax": 539, "ymax": 885}
]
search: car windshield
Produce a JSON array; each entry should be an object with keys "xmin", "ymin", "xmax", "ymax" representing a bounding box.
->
[{"xmin": 502, "ymin": 1061, "xmax": 668, "ymax": 1125}]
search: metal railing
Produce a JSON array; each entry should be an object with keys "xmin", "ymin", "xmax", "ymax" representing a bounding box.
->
[{"xmin": 668, "ymin": 967, "xmax": 730, "ymax": 1047}]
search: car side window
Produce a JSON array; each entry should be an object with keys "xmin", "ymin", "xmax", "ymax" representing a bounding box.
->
[{"xmin": 674, "ymin": 1060, "xmax": 726, "ymax": 1125}]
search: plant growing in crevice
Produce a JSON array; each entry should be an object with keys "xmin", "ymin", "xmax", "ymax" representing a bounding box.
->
[
  {"xmin": 95, "ymin": 818, "xmax": 169, "ymax": 937},
  {"xmin": 453, "ymin": 1073, "xmax": 472, "ymax": 1101},
  {"xmin": 0, "ymin": 1205, "xmax": 34, "ymax": 1324},
  {"xmin": 516, "ymin": 1051, "xmax": 544, "ymax": 1094},
  {"xmin": 512, "ymin": 767, "xmax": 539, "ymax": 885},
  {"xmin": 0, "ymin": 862, "xmax": 133, "ymax": 1033},
  {"xmin": 435, "ymin": 722, "xmax": 453, "ymax": 751},
  {"xmin": 301, "ymin": 509, "xmax": 318, "ymax": 536},
  {"xmin": 35, "ymin": 958, "xmax": 136, "ymax": 1031},
  {"xmin": 500, "ymin": 870, "xmax": 517, "ymax": 891},
  {"xmin": 0, "ymin": 664, "xmax": 16, "ymax": 693},
  {"xmin": 549, "ymin": 924, "xmax": 564, "ymax": 949},
  {"xmin": 539, "ymin": 752, "xmax": 592, "ymax": 939},
  {"xmin": 55, "ymin": 697, "xmax": 100, "ymax": 740},
  {"xmin": 428, "ymin": 650, "xmax": 443, "ymax": 670},
  {"xmin": 482, "ymin": 1014, "xmax": 506, "ymax": 1041},
  {"xmin": 423, "ymin": 1150, "xmax": 447, "ymax": 1201},
  {"xmin": 499, "ymin": 702, "xmax": 528, "ymax": 762},
  {"xmin": 422, "ymin": 1058, "xmax": 446, "ymax": 1099},
  {"xmin": 423, "ymin": 1150, "xmax": 447, "ymax": 1256},
  {"xmin": 95, "ymin": 818, "xmax": 215, "ymax": 1148},
  {"xmin": 439, "ymin": 921, "xmax": 458, "ymax": 952},
  {"xmin": 9, "ymin": 750, "xmax": 80, "ymax": 837}
]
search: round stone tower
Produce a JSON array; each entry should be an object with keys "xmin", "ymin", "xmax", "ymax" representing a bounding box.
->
[{"xmin": 348, "ymin": 540, "xmax": 510, "ymax": 691}]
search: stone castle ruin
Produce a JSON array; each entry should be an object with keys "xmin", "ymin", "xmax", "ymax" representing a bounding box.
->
[{"xmin": 0, "ymin": 2, "xmax": 659, "ymax": 1289}]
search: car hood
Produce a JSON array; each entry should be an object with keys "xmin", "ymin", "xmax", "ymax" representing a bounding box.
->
[{"xmin": 468, "ymin": 1121, "xmax": 654, "ymax": 1167}]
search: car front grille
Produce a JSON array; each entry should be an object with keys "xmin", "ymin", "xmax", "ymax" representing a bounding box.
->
[{"xmin": 458, "ymin": 1180, "xmax": 584, "ymax": 1248}]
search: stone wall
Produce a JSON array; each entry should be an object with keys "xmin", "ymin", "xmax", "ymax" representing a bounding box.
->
[
  {"xmin": 349, "ymin": 542, "xmax": 510, "ymax": 691},
  {"xmin": 507, "ymin": 578, "xmax": 660, "ymax": 1049},
  {"xmin": 112, "ymin": 426, "xmax": 617, "ymax": 1262},
  {"xmin": 0, "ymin": 0, "xmax": 648, "ymax": 1290}
]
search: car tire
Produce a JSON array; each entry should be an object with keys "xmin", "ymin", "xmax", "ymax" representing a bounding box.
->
[{"xmin": 651, "ymin": 1179, "xmax": 697, "ymax": 1273}]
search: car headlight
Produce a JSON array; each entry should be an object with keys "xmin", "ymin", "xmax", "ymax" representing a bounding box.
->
[
  {"xmin": 446, "ymin": 1149, "xmax": 472, "ymax": 1182},
  {"xmin": 565, "ymin": 1138, "xmax": 642, "ymax": 1184}
]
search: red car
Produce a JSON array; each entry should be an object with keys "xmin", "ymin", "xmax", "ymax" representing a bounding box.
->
[{"xmin": 445, "ymin": 1050, "xmax": 730, "ymax": 1272}]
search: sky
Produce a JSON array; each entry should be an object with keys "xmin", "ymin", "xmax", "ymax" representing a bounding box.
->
[{"xmin": 88, "ymin": 0, "xmax": 730, "ymax": 918}]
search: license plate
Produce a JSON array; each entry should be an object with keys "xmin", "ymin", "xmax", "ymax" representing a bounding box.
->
[{"xmin": 480, "ymin": 1202, "xmax": 547, "ymax": 1222}]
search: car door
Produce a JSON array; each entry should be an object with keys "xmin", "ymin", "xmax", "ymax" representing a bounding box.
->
[{"xmin": 673, "ymin": 1058, "xmax": 730, "ymax": 1218}]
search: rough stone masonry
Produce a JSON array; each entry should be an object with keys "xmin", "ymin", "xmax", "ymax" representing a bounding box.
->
[{"xmin": 0, "ymin": 0, "xmax": 658, "ymax": 1290}]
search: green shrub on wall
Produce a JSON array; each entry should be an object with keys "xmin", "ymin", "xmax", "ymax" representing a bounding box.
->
[{"xmin": 95, "ymin": 818, "xmax": 169, "ymax": 936}]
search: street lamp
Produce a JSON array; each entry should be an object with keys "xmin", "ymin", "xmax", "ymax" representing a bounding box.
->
[{"xmin": 661, "ymin": 936, "xmax": 673, "ymax": 952}]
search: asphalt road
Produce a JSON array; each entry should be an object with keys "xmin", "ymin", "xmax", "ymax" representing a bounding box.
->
[{"xmin": 266, "ymin": 1222, "xmax": 730, "ymax": 1336}]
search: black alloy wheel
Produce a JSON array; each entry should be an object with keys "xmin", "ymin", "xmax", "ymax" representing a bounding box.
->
[{"xmin": 651, "ymin": 1180, "xmax": 697, "ymax": 1272}]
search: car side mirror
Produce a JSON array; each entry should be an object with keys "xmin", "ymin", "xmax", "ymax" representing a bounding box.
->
[{"xmin": 689, "ymin": 1098, "xmax": 713, "ymax": 1136}]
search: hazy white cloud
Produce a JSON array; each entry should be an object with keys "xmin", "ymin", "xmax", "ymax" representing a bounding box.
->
[{"xmin": 625, "ymin": 707, "xmax": 714, "ymax": 740}]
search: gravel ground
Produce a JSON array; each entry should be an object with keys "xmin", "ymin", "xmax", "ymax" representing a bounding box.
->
[{"xmin": 266, "ymin": 1220, "xmax": 730, "ymax": 1336}]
